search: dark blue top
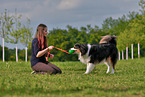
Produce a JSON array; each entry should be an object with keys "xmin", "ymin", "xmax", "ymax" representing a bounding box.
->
[{"xmin": 31, "ymin": 38, "xmax": 48, "ymax": 67}]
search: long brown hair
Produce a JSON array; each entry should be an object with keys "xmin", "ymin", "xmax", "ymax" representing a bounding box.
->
[{"xmin": 35, "ymin": 24, "xmax": 48, "ymax": 50}]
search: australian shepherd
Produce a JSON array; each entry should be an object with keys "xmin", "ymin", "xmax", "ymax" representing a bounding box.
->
[{"xmin": 71, "ymin": 35, "xmax": 118, "ymax": 74}]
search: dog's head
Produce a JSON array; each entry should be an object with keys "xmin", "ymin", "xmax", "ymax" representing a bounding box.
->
[{"xmin": 73, "ymin": 43, "xmax": 88, "ymax": 56}]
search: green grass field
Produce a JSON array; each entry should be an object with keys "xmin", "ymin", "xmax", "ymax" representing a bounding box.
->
[{"xmin": 0, "ymin": 58, "xmax": 145, "ymax": 97}]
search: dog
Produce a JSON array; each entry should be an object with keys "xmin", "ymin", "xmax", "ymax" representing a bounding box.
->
[{"xmin": 71, "ymin": 35, "xmax": 118, "ymax": 74}]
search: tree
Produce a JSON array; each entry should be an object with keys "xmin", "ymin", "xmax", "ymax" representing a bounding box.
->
[
  {"xmin": 117, "ymin": 0, "xmax": 145, "ymax": 58},
  {"xmin": 0, "ymin": 9, "xmax": 14, "ymax": 62},
  {"xmin": 118, "ymin": 15, "xmax": 145, "ymax": 58},
  {"xmin": 20, "ymin": 18, "xmax": 33, "ymax": 62},
  {"xmin": 102, "ymin": 16, "xmax": 129, "ymax": 35},
  {"xmin": 139, "ymin": 0, "xmax": 145, "ymax": 16},
  {"xmin": 8, "ymin": 9, "xmax": 22, "ymax": 62}
]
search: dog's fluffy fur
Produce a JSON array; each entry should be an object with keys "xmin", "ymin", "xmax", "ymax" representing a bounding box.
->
[{"xmin": 72, "ymin": 35, "xmax": 118, "ymax": 74}]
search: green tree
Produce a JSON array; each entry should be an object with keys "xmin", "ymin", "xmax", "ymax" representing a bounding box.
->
[
  {"xmin": 8, "ymin": 9, "xmax": 22, "ymax": 62},
  {"xmin": 47, "ymin": 27, "xmax": 77, "ymax": 61},
  {"xmin": 117, "ymin": 0, "xmax": 145, "ymax": 58},
  {"xmin": 20, "ymin": 18, "xmax": 33, "ymax": 62},
  {"xmin": 0, "ymin": 9, "xmax": 14, "ymax": 62},
  {"xmin": 102, "ymin": 15, "xmax": 129, "ymax": 36},
  {"xmin": 139, "ymin": 0, "xmax": 145, "ymax": 16},
  {"xmin": 0, "ymin": 45, "xmax": 2, "ymax": 60}
]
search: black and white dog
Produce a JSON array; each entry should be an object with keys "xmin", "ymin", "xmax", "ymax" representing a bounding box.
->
[{"xmin": 71, "ymin": 35, "xmax": 118, "ymax": 74}]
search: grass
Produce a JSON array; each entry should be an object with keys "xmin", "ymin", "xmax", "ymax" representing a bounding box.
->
[{"xmin": 0, "ymin": 58, "xmax": 145, "ymax": 97}]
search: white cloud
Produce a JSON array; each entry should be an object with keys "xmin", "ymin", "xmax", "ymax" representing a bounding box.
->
[{"xmin": 57, "ymin": 0, "xmax": 81, "ymax": 10}]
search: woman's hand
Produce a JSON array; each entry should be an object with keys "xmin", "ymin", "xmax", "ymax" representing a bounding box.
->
[
  {"xmin": 48, "ymin": 46, "xmax": 54, "ymax": 51},
  {"xmin": 36, "ymin": 46, "xmax": 54, "ymax": 58},
  {"xmin": 50, "ymin": 54, "xmax": 54, "ymax": 59}
]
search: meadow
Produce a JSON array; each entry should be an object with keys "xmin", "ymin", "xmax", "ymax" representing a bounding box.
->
[{"xmin": 0, "ymin": 58, "xmax": 144, "ymax": 97}]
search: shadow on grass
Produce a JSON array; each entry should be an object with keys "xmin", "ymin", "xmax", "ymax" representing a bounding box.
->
[{"xmin": 0, "ymin": 85, "xmax": 144, "ymax": 96}]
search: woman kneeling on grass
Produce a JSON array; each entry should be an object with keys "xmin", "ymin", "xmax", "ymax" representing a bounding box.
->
[{"xmin": 31, "ymin": 24, "xmax": 62, "ymax": 75}]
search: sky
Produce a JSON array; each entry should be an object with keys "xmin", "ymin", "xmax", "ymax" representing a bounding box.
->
[{"xmin": 0, "ymin": 0, "xmax": 141, "ymax": 49}]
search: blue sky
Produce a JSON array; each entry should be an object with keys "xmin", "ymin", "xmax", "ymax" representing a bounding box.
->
[{"xmin": 0, "ymin": 0, "xmax": 140, "ymax": 49}]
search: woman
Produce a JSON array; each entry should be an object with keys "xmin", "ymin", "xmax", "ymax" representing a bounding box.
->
[{"xmin": 31, "ymin": 24, "xmax": 62, "ymax": 74}]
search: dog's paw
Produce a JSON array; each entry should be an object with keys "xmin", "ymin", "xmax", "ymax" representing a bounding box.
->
[
  {"xmin": 110, "ymin": 72, "xmax": 114, "ymax": 74},
  {"xmin": 83, "ymin": 72, "xmax": 89, "ymax": 75},
  {"xmin": 111, "ymin": 69, "xmax": 115, "ymax": 74}
]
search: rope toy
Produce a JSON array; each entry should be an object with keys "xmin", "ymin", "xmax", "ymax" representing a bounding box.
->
[
  {"xmin": 46, "ymin": 47, "xmax": 75, "ymax": 61},
  {"xmin": 46, "ymin": 51, "xmax": 51, "ymax": 61},
  {"xmin": 54, "ymin": 47, "xmax": 69, "ymax": 54}
]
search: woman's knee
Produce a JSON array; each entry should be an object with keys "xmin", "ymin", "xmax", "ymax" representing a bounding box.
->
[
  {"xmin": 51, "ymin": 69, "xmax": 62, "ymax": 75},
  {"xmin": 58, "ymin": 69, "xmax": 62, "ymax": 74},
  {"xmin": 47, "ymin": 63, "xmax": 62, "ymax": 74}
]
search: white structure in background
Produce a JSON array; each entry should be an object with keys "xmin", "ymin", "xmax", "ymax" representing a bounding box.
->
[
  {"xmin": 2, "ymin": 38, "xmax": 4, "ymax": 62},
  {"xmin": 118, "ymin": 43, "xmax": 140, "ymax": 60},
  {"xmin": 25, "ymin": 47, "xmax": 28, "ymax": 62},
  {"xmin": 138, "ymin": 43, "xmax": 140, "ymax": 58},
  {"xmin": 122, "ymin": 50, "xmax": 124, "ymax": 60},
  {"xmin": 131, "ymin": 44, "xmax": 133, "ymax": 59},
  {"xmin": 118, "ymin": 51, "xmax": 120, "ymax": 60},
  {"xmin": 16, "ymin": 44, "xmax": 18, "ymax": 62},
  {"xmin": 126, "ymin": 47, "xmax": 128, "ymax": 60}
]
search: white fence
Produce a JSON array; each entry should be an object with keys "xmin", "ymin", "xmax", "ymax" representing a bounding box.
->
[{"xmin": 118, "ymin": 43, "xmax": 140, "ymax": 60}]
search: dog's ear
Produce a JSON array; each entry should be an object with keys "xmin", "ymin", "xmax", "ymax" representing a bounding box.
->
[
  {"xmin": 74, "ymin": 43, "xmax": 81, "ymax": 49},
  {"xmin": 74, "ymin": 43, "xmax": 88, "ymax": 56},
  {"xmin": 80, "ymin": 44, "xmax": 87, "ymax": 55}
]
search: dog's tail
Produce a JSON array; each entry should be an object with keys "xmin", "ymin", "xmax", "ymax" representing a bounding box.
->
[{"xmin": 99, "ymin": 35, "xmax": 117, "ymax": 46}]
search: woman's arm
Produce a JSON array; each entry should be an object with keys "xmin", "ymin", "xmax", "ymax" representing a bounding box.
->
[{"xmin": 36, "ymin": 46, "xmax": 54, "ymax": 57}]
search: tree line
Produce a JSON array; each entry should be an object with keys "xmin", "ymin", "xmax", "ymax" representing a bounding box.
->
[
  {"xmin": 0, "ymin": 9, "xmax": 33, "ymax": 62},
  {"xmin": 0, "ymin": 0, "xmax": 145, "ymax": 62}
]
